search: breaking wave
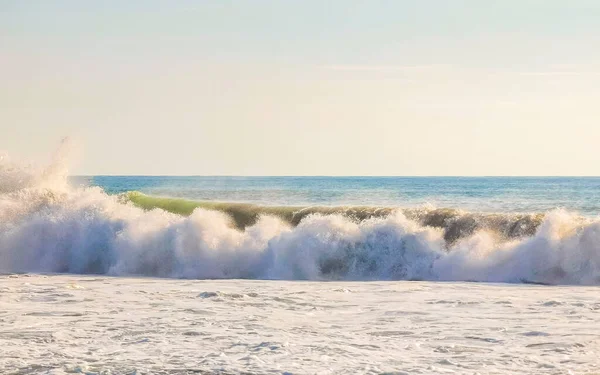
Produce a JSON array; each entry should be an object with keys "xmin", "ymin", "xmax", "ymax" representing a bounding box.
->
[
  {"xmin": 1, "ymin": 147, "xmax": 600, "ymax": 285},
  {"xmin": 124, "ymin": 192, "xmax": 545, "ymax": 244}
]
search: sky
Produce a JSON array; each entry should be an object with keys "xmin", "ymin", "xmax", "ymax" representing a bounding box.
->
[{"xmin": 1, "ymin": 0, "xmax": 600, "ymax": 176}]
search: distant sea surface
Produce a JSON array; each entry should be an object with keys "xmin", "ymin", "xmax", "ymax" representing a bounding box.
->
[{"xmin": 77, "ymin": 176, "xmax": 600, "ymax": 215}]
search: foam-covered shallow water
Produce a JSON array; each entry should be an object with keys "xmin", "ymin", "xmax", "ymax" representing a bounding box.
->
[{"xmin": 1, "ymin": 274, "xmax": 599, "ymax": 374}]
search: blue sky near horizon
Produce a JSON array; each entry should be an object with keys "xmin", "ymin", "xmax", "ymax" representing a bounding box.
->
[{"xmin": 2, "ymin": 1, "xmax": 600, "ymax": 175}]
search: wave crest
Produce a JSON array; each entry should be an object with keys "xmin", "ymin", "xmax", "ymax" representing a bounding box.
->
[{"xmin": 126, "ymin": 192, "xmax": 545, "ymax": 244}]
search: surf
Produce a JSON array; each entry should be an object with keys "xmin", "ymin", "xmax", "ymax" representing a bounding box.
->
[
  {"xmin": 1, "ymin": 149, "xmax": 599, "ymax": 285},
  {"xmin": 124, "ymin": 191, "xmax": 544, "ymax": 244}
]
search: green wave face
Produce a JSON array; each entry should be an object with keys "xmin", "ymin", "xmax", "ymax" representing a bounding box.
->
[
  {"xmin": 124, "ymin": 192, "xmax": 545, "ymax": 244},
  {"xmin": 126, "ymin": 191, "xmax": 207, "ymax": 216},
  {"xmin": 125, "ymin": 191, "xmax": 307, "ymax": 228},
  {"xmin": 125, "ymin": 191, "xmax": 395, "ymax": 228}
]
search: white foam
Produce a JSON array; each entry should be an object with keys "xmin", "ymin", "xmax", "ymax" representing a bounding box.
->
[{"xmin": 2, "ymin": 274, "xmax": 599, "ymax": 374}]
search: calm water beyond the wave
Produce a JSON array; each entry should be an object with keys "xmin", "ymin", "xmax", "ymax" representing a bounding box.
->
[{"xmin": 77, "ymin": 176, "xmax": 600, "ymax": 215}]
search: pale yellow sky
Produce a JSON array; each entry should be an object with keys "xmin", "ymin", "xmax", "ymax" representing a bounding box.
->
[{"xmin": 2, "ymin": 1, "xmax": 600, "ymax": 175}]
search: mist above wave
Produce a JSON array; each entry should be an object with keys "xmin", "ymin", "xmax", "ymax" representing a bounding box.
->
[{"xmin": 1, "ymin": 147, "xmax": 599, "ymax": 284}]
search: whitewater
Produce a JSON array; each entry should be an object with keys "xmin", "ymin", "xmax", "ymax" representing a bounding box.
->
[
  {"xmin": 2, "ymin": 274, "xmax": 599, "ymax": 374},
  {"xmin": 1, "ymin": 147, "xmax": 600, "ymax": 374}
]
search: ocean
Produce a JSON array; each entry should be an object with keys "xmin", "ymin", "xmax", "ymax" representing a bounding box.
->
[
  {"xmin": 2, "ymin": 169, "xmax": 600, "ymax": 373},
  {"xmin": 81, "ymin": 175, "xmax": 600, "ymax": 215}
]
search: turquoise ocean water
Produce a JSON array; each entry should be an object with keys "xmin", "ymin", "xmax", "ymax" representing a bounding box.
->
[{"xmin": 78, "ymin": 176, "xmax": 600, "ymax": 215}]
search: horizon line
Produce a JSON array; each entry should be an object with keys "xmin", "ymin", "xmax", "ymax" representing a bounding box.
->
[{"xmin": 71, "ymin": 175, "xmax": 600, "ymax": 178}]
